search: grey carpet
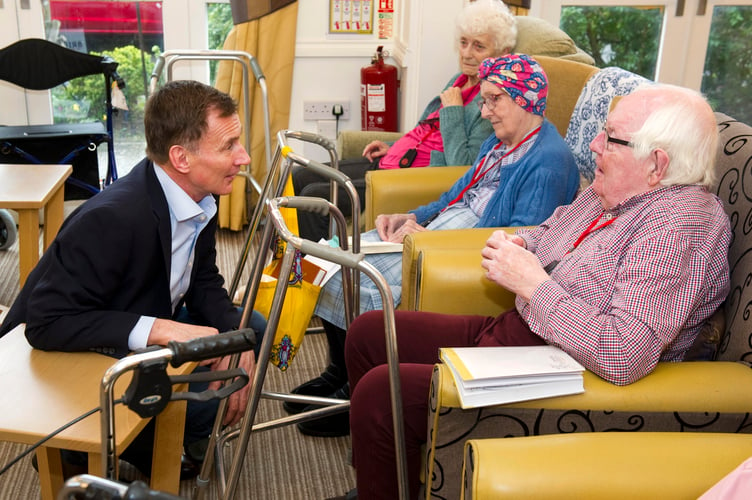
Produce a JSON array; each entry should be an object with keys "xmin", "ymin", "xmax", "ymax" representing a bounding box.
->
[{"xmin": 0, "ymin": 222, "xmax": 354, "ymax": 499}]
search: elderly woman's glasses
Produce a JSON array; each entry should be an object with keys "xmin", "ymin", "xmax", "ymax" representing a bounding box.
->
[
  {"xmin": 476, "ymin": 93, "xmax": 504, "ymax": 111},
  {"xmin": 602, "ymin": 125, "xmax": 634, "ymax": 149}
]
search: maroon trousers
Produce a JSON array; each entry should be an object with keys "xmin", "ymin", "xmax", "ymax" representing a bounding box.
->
[{"xmin": 345, "ymin": 308, "xmax": 545, "ymax": 500}]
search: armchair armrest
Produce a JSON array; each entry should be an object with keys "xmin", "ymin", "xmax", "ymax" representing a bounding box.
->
[
  {"xmin": 424, "ymin": 361, "xmax": 752, "ymax": 500},
  {"xmin": 336, "ymin": 130, "xmax": 403, "ymax": 160},
  {"xmin": 400, "ymin": 228, "xmax": 518, "ymax": 314},
  {"xmin": 463, "ymin": 433, "xmax": 752, "ymax": 499},
  {"xmin": 364, "ymin": 166, "xmax": 469, "ymax": 230}
]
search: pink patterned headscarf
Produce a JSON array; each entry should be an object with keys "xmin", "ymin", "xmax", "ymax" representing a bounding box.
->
[{"xmin": 478, "ymin": 54, "xmax": 548, "ymax": 116}]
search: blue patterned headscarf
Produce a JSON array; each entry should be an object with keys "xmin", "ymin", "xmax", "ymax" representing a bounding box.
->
[{"xmin": 478, "ymin": 54, "xmax": 548, "ymax": 116}]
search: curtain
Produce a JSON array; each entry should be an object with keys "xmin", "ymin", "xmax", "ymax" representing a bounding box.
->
[{"xmin": 215, "ymin": 1, "xmax": 298, "ymax": 230}]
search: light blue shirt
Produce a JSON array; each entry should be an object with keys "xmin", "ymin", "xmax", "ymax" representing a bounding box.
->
[{"xmin": 127, "ymin": 165, "xmax": 217, "ymax": 350}]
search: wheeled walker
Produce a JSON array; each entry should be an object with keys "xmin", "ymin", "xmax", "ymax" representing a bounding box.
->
[{"xmin": 56, "ymin": 329, "xmax": 257, "ymax": 500}]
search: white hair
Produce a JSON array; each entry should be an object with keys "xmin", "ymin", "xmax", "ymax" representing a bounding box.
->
[
  {"xmin": 455, "ymin": 0, "xmax": 518, "ymax": 55},
  {"xmin": 629, "ymin": 83, "xmax": 719, "ymax": 188}
]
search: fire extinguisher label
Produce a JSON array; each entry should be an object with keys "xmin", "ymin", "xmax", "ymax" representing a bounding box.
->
[{"xmin": 367, "ymin": 83, "xmax": 387, "ymax": 112}]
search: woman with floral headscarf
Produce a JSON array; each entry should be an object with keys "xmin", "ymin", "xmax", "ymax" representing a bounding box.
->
[{"xmin": 298, "ymin": 54, "xmax": 581, "ymax": 440}]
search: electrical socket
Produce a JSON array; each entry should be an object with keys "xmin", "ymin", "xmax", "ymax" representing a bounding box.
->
[{"xmin": 303, "ymin": 101, "xmax": 351, "ymax": 121}]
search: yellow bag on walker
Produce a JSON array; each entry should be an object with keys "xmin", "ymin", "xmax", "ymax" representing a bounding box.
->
[{"xmin": 254, "ymin": 176, "xmax": 322, "ymax": 371}]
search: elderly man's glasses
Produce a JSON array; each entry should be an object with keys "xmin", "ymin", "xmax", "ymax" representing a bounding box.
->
[
  {"xmin": 477, "ymin": 93, "xmax": 504, "ymax": 111},
  {"xmin": 602, "ymin": 126, "xmax": 634, "ymax": 149}
]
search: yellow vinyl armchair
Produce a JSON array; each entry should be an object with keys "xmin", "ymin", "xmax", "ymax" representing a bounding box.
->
[
  {"xmin": 413, "ymin": 113, "xmax": 752, "ymax": 500},
  {"xmin": 461, "ymin": 433, "xmax": 752, "ymax": 499}
]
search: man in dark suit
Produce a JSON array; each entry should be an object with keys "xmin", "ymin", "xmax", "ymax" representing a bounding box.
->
[{"xmin": 0, "ymin": 80, "xmax": 265, "ymax": 478}]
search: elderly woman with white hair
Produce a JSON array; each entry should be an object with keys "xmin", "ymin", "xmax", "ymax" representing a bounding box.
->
[{"xmin": 292, "ymin": 0, "xmax": 518, "ymax": 243}]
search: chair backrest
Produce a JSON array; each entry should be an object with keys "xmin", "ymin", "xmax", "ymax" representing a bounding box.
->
[
  {"xmin": 0, "ymin": 38, "xmax": 118, "ymax": 90},
  {"xmin": 563, "ymin": 66, "xmax": 651, "ymax": 183},
  {"xmin": 534, "ymin": 55, "xmax": 599, "ymax": 139},
  {"xmin": 712, "ymin": 112, "xmax": 752, "ymax": 364}
]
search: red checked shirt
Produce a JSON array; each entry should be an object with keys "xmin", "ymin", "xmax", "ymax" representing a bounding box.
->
[{"xmin": 516, "ymin": 185, "xmax": 731, "ymax": 385}]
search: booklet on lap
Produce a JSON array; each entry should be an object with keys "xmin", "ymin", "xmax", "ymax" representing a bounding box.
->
[{"xmin": 439, "ymin": 345, "xmax": 586, "ymax": 409}]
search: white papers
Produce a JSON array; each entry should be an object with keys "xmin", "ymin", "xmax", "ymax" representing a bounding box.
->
[{"xmin": 439, "ymin": 345, "xmax": 586, "ymax": 409}]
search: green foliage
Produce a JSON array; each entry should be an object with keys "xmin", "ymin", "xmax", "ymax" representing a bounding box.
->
[
  {"xmin": 560, "ymin": 6, "xmax": 662, "ymax": 79},
  {"xmin": 207, "ymin": 3, "xmax": 234, "ymax": 84},
  {"xmin": 52, "ymin": 45, "xmax": 161, "ymax": 138},
  {"xmin": 702, "ymin": 6, "xmax": 752, "ymax": 123},
  {"xmin": 560, "ymin": 5, "xmax": 752, "ymax": 124}
]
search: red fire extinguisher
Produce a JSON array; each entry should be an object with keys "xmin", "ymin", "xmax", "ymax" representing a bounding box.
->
[{"xmin": 361, "ymin": 46, "xmax": 399, "ymax": 132}]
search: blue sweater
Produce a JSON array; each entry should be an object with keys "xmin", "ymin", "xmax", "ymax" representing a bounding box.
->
[{"xmin": 410, "ymin": 120, "xmax": 580, "ymax": 227}]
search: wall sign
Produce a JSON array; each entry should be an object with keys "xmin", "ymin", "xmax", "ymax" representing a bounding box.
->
[
  {"xmin": 376, "ymin": 0, "xmax": 393, "ymax": 40},
  {"xmin": 329, "ymin": 0, "xmax": 373, "ymax": 34}
]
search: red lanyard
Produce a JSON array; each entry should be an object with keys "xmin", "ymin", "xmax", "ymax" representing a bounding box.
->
[
  {"xmin": 568, "ymin": 212, "xmax": 617, "ymax": 253},
  {"xmin": 446, "ymin": 126, "xmax": 542, "ymax": 207},
  {"xmin": 414, "ymin": 117, "xmax": 440, "ymax": 146}
]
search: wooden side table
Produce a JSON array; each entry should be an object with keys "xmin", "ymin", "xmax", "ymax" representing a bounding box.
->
[
  {"xmin": 0, "ymin": 324, "xmax": 190, "ymax": 499},
  {"xmin": 0, "ymin": 164, "xmax": 72, "ymax": 286}
]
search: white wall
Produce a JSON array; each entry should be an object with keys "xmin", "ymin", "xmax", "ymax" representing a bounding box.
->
[
  {"xmin": 0, "ymin": 0, "xmax": 49, "ymax": 125},
  {"xmin": 289, "ymin": 0, "xmax": 463, "ymax": 161}
]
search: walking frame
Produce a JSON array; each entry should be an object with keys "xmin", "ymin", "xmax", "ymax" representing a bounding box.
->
[
  {"xmin": 189, "ymin": 131, "xmax": 409, "ymax": 500},
  {"xmin": 56, "ymin": 329, "xmax": 257, "ymax": 500}
]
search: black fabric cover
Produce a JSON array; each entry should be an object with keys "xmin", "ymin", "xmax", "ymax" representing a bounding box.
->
[
  {"xmin": 0, "ymin": 38, "xmax": 117, "ymax": 90},
  {"xmin": 0, "ymin": 39, "xmax": 121, "ymax": 199}
]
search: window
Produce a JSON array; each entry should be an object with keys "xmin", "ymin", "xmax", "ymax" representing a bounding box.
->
[
  {"xmin": 533, "ymin": 0, "xmax": 752, "ymax": 123},
  {"xmin": 42, "ymin": 1, "xmax": 234, "ymax": 178}
]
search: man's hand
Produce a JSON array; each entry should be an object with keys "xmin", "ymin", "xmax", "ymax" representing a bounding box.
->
[
  {"xmin": 208, "ymin": 349, "xmax": 256, "ymax": 427},
  {"xmin": 148, "ymin": 319, "xmax": 255, "ymax": 427},
  {"xmin": 148, "ymin": 318, "xmax": 219, "ymax": 346},
  {"xmin": 362, "ymin": 140, "xmax": 390, "ymax": 162},
  {"xmin": 481, "ymin": 230, "xmax": 549, "ymax": 301},
  {"xmin": 439, "ymin": 87, "xmax": 463, "ymax": 107},
  {"xmin": 375, "ymin": 213, "xmax": 424, "ymax": 242}
]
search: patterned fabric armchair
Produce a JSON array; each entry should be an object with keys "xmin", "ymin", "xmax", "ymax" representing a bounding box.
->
[{"xmin": 417, "ymin": 113, "xmax": 752, "ymax": 499}]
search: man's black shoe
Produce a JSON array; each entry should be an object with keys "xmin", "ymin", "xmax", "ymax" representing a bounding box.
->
[
  {"xmin": 179, "ymin": 454, "xmax": 201, "ymax": 481},
  {"xmin": 30, "ymin": 450, "xmax": 87, "ymax": 479},
  {"xmin": 123, "ymin": 452, "xmax": 202, "ymax": 482},
  {"xmin": 31, "ymin": 447, "xmax": 201, "ymax": 482},
  {"xmin": 297, "ymin": 410, "xmax": 350, "ymax": 437},
  {"xmin": 283, "ymin": 369, "xmax": 346, "ymax": 414},
  {"xmin": 296, "ymin": 383, "xmax": 350, "ymax": 437}
]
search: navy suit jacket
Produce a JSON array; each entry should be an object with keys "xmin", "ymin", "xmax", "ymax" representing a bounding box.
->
[{"xmin": 0, "ymin": 159, "xmax": 241, "ymax": 357}]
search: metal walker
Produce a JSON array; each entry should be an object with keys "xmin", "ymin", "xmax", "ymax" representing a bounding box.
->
[
  {"xmin": 192, "ymin": 131, "xmax": 409, "ymax": 500},
  {"xmin": 56, "ymin": 329, "xmax": 257, "ymax": 500}
]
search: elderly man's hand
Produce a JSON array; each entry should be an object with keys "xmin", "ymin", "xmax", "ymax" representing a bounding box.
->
[{"xmin": 481, "ymin": 230, "xmax": 550, "ymax": 301}]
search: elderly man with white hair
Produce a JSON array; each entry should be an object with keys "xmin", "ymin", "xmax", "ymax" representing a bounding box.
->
[{"xmin": 339, "ymin": 83, "xmax": 731, "ymax": 500}]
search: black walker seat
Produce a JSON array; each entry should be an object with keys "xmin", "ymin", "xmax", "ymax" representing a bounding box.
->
[{"xmin": 0, "ymin": 38, "xmax": 124, "ymax": 199}]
